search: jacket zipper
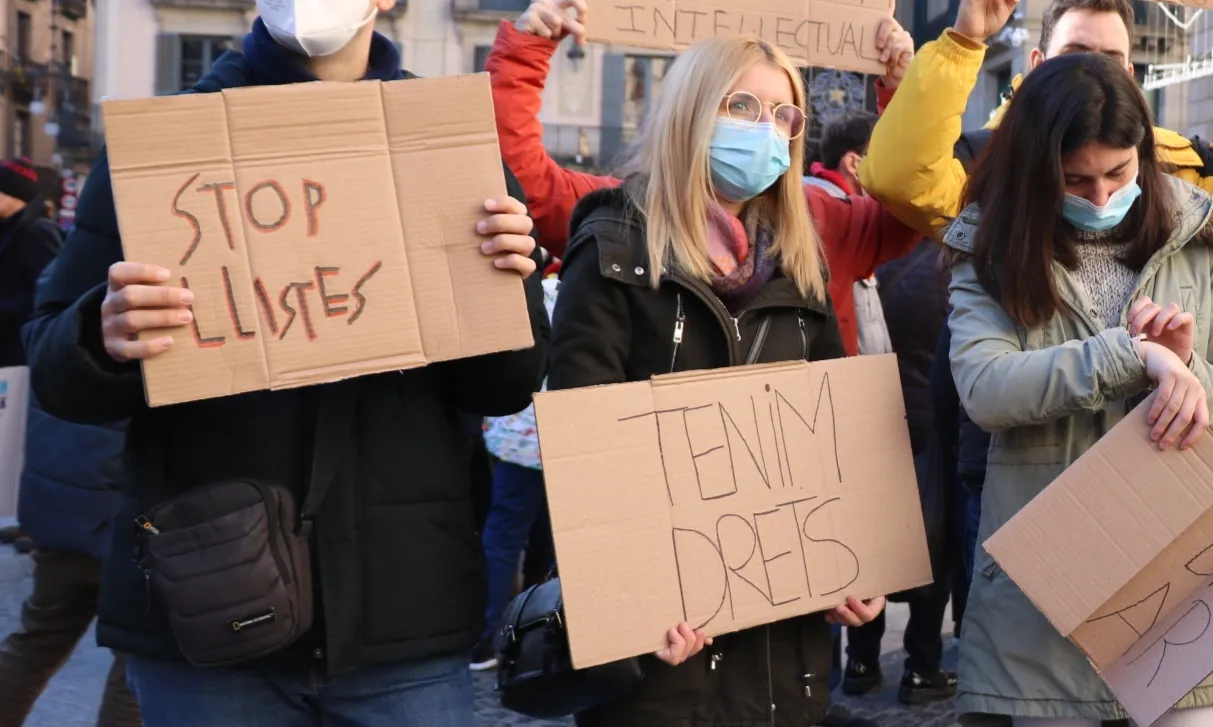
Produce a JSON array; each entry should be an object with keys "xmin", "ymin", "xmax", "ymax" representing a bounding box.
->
[
  {"xmin": 670, "ymin": 293, "xmax": 686, "ymax": 373},
  {"xmin": 798, "ymin": 313, "xmax": 807, "ymax": 359},
  {"xmin": 667, "ymin": 271, "xmax": 745, "ymax": 364},
  {"xmin": 665, "ymin": 271, "xmax": 816, "ymax": 365},
  {"xmin": 766, "ymin": 625, "xmax": 775, "ymax": 726}
]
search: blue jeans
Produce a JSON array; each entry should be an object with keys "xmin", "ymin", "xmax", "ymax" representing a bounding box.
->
[
  {"xmin": 960, "ymin": 478, "xmax": 983, "ymax": 583},
  {"xmin": 481, "ymin": 461, "xmax": 553, "ymax": 642},
  {"xmin": 830, "ymin": 623, "xmax": 842, "ymax": 691},
  {"xmin": 125, "ymin": 653, "xmax": 475, "ymax": 727}
]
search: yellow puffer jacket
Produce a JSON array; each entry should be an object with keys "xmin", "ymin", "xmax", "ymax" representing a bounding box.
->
[{"xmin": 859, "ymin": 29, "xmax": 1213, "ymax": 240}]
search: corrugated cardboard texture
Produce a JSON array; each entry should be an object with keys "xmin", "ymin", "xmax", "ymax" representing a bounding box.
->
[
  {"xmin": 534, "ymin": 356, "xmax": 931, "ymax": 669},
  {"xmin": 103, "ymin": 74, "xmax": 532, "ymax": 407},
  {"xmin": 986, "ymin": 401, "xmax": 1213, "ymax": 726},
  {"xmin": 1100, "ymin": 569, "xmax": 1213, "ymax": 727},
  {"xmin": 584, "ymin": 0, "xmax": 892, "ymax": 75},
  {"xmin": 384, "ymin": 76, "xmax": 531, "ymax": 362}
]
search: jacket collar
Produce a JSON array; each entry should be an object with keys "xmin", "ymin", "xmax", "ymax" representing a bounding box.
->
[
  {"xmin": 241, "ymin": 18, "xmax": 407, "ymax": 87},
  {"xmin": 567, "ymin": 186, "xmax": 829, "ymax": 315},
  {"xmin": 807, "ymin": 163, "xmax": 853, "ymax": 196},
  {"xmin": 942, "ymin": 174, "xmax": 1213, "ymax": 257}
]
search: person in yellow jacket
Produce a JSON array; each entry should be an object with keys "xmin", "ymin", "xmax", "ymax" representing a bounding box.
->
[{"xmin": 859, "ymin": 0, "xmax": 1213, "ymax": 240}]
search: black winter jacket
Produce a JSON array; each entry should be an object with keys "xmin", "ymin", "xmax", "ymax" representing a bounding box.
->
[
  {"xmin": 0, "ymin": 201, "xmax": 60, "ymax": 367},
  {"xmin": 550, "ymin": 187, "xmax": 845, "ymax": 727},
  {"xmin": 947, "ymin": 130, "xmax": 994, "ymax": 486},
  {"xmin": 21, "ymin": 47, "xmax": 550, "ymax": 676},
  {"xmin": 875, "ymin": 240, "xmax": 948, "ymax": 456}
]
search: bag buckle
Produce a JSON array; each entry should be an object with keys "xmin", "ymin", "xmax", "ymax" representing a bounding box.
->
[{"xmin": 501, "ymin": 624, "xmax": 518, "ymax": 647}]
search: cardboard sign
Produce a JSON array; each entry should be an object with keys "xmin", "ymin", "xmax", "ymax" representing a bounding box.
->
[
  {"xmin": 1165, "ymin": 1, "xmax": 1212, "ymax": 8},
  {"xmin": 986, "ymin": 401, "xmax": 1213, "ymax": 727},
  {"xmin": 585, "ymin": 0, "xmax": 894, "ymax": 75},
  {"xmin": 534, "ymin": 356, "xmax": 931, "ymax": 668},
  {"xmin": 0, "ymin": 367, "xmax": 29, "ymax": 518},
  {"xmin": 103, "ymin": 74, "xmax": 532, "ymax": 407}
]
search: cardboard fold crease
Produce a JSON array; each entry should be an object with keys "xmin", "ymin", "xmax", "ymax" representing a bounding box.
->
[
  {"xmin": 986, "ymin": 402, "xmax": 1213, "ymax": 727},
  {"xmin": 534, "ymin": 356, "xmax": 930, "ymax": 668},
  {"xmin": 103, "ymin": 73, "xmax": 532, "ymax": 407}
]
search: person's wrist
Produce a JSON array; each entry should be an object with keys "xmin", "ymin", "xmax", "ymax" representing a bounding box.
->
[
  {"xmin": 1131, "ymin": 334, "xmax": 1147, "ymax": 363},
  {"xmin": 952, "ymin": 22, "xmax": 988, "ymax": 45}
]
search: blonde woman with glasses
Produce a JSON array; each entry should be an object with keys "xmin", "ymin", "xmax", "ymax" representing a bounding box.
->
[
  {"xmin": 487, "ymin": 0, "xmax": 920, "ymax": 357},
  {"xmin": 546, "ymin": 30, "xmax": 896, "ymax": 727}
]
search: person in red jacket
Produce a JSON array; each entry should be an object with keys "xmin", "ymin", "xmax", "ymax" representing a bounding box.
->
[{"xmin": 487, "ymin": 0, "xmax": 921, "ymax": 356}]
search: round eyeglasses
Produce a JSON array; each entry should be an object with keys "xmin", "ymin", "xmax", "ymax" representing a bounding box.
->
[{"xmin": 721, "ymin": 92, "xmax": 807, "ymax": 141}]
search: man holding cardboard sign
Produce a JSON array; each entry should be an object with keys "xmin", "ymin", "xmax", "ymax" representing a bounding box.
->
[{"xmin": 20, "ymin": 2, "xmax": 550, "ymax": 726}]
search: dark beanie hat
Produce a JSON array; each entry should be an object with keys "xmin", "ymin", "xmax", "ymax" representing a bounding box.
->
[{"xmin": 0, "ymin": 157, "xmax": 39, "ymax": 203}]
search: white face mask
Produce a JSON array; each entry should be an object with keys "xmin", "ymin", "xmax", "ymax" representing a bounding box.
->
[{"xmin": 257, "ymin": 0, "xmax": 377, "ymax": 58}]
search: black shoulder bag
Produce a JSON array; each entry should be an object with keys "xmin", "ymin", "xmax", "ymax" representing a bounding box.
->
[
  {"xmin": 495, "ymin": 316, "xmax": 774, "ymax": 718},
  {"xmin": 134, "ymin": 382, "xmax": 357, "ymax": 667}
]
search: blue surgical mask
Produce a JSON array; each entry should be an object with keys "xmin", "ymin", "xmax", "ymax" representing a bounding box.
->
[
  {"xmin": 1061, "ymin": 178, "xmax": 1142, "ymax": 232},
  {"xmin": 708, "ymin": 118, "xmax": 791, "ymax": 203}
]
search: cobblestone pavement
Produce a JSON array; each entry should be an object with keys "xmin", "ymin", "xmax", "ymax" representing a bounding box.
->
[{"xmin": 0, "ymin": 546, "xmax": 957, "ymax": 726}]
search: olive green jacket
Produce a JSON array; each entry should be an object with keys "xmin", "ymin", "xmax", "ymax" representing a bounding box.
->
[{"xmin": 944, "ymin": 175, "xmax": 1213, "ymax": 723}]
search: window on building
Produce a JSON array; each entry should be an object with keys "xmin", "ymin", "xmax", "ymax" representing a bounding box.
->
[
  {"xmin": 926, "ymin": 0, "xmax": 950, "ymax": 22},
  {"xmin": 994, "ymin": 65, "xmax": 1013, "ymax": 107},
  {"xmin": 474, "ymin": 45, "xmax": 491, "ymax": 73},
  {"xmin": 62, "ymin": 30, "xmax": 76, "ymax": 75},
  {"xmin": 480, "ymin": 0, "xmax": 531, "ymax": 10},
  {"xmin": 622, "ymin": 55, "xmax": 672, "ymax": 136},
  {"xmin": 1134, "ymin": 1, "xmax": 1151, "ymax": 25},
  {"xmin": 16, "ymin": 12, "xmax": 32, "ymax": 62},
  {"xmin": 178, "ymin": 36, "xmax": 238, "ymax": 91},
  {"xmin": 1133, "ymin": 64, "xmax": 1162, "ymax": 121},
  {"xmin": 800, "ymin": 68, "xmax": 880, "ymax": 164},
  {"xmin": 12, "ymin": 110, "xmax": 30, "ymax": 159}
]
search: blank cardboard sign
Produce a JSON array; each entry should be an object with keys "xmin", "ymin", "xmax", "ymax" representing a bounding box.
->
[
  {"xmin": 585, "ymin": 0, "xmax": 894, "ymax": 75},
  {"xmin": 534, "ymin": 356, "xmax": 931, "ymax": 669},
  {"xmin": 986, "ymin": 401, "xmax": 1213, "ymax": 727},
  {"xmin": 103, "ymin": 74, "xmax": 532, "ymax": 407}
]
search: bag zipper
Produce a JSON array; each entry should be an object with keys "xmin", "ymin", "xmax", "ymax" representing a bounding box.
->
[
  {"xmin": 133, "ymin": 516, "xmax": 159, "ymax": 616},
  {"xmin": 140, "ymin": 480, "xmax": 294, "ymax": 587},
  {"xmin": 247, "ymin": 481, "xmax": 293, "ymax": 586}
]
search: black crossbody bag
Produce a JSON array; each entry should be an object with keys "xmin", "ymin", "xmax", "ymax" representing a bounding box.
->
[
  {"xmin": 496, "ymin": 316, "xmax": 774, "ymax": 718},
  {"xmin": 133, "ymin": 382, "xmax": 357, "ymax": 667}
]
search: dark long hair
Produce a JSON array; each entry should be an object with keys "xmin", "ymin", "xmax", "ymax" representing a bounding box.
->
[{"xmin": 963, "ymin": 52, "xmax": 1174, "ymax": 328}]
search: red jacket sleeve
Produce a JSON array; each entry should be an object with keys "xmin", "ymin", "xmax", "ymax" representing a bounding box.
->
[
  {"xmin": 809, "ymin": 186, "xmax": 921, "ymax": 286},
  {"xmin": 807, "ymin": 185, "xmax": 922, "ymax": 356},
  {"xmin": 874, "ymin": 78, "xmax": 895, "ymax": 116},
  {"xmin": 485, "ymin": 21, "xmax": 620, "ymax": 257}
]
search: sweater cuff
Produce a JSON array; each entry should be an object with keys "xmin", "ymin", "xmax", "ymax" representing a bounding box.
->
[
  {"xmin": 1100, "ymin": 326, "xmax": 1149, "ymax": 397},
  {"xmin": 498, "ymin": 18, "xmax": 560, "ymax": 55},
  {"xmin": 941, "ymin": 29, "xmax": 989, "ymax": 58}
]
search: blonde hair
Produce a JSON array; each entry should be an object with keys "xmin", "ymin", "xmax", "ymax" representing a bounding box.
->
[{"xmin": 619, "ymin": 37, "xmax": 826, "ymax": 301}]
